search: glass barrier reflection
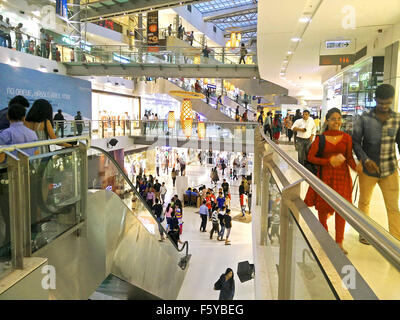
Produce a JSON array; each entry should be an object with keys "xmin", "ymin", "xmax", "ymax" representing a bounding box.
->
[{"xmin": 29, "ymin": 150, "xmax": 82, "ymax": 252}]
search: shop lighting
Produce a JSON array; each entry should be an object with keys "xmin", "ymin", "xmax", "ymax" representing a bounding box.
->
[
  {"xmin": 291, "ymin": 37, "xmax": 301, "ymax": 42},
  {"xmin": 39, "ymin": 66, "xmax": 47, "ymax": 72}
]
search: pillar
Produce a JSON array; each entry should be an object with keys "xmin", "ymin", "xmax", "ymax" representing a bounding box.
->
[
  {"xmin": 174, "ymin": 14, "xmax": 180, "ymax": 34},
  {"xmin": 138, "ymin": 13, "xmax": 144, "ymax": 63},
  {"xmin": 384, "ymin": 41, "xmax": 400, "ymax": 111}
]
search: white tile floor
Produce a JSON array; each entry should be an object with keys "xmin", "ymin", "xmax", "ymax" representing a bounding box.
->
[{"xmin": 149, "ymin": 161, "xmax": 255, "ymax": 300}]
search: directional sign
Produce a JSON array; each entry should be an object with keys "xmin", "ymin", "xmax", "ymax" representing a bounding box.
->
[{"xmin": 325, "ymin": 40, "xmax": 351, "ymax": 49}]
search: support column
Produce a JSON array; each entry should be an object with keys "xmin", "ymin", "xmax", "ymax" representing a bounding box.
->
[
  {"xmin": 384, "ymin": 41, "xmax": 400, "ymax": 111},
  {"xmin": 72, "ymin": 0, "xmax": 82, "ymax": 61},
  {"xmin": 260, "ymin": 152, "xmax": 273, "ymax": 245},
  {"xmin": 174, "ymin": 14, "xmax": 180, "ymax": 35},
  {"xmin": 138, "ymin": 13, "xmax": 144, "ymax": 63}
]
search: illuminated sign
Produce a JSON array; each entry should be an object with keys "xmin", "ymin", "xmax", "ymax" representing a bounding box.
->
[
  {"xmin": 61, "ymin": 36, "xmax": 92, "ymax": 52},
  {"xmin": 325, "ymin": 40, "xmax": 351, "ymax": 49},
  {"xmin": 319, "ymin": 54, "xmax": 355, "ymax": 67},
  {"xmin": 113, "ymin": 53, "xmax": 130, "ymax": 64}
]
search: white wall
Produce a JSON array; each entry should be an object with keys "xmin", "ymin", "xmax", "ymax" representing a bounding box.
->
[
  {"xmin": 0, "ymin": 46, "xmax": 67, "ymax": 74},
  {"xmin": 173, "ymin": 6, "xmax": 225, "ymax": 47}
]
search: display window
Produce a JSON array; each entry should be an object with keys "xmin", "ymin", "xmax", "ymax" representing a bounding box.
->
[{"xmin": 92, "ymin": 91, "xmax": 140, "ymax": 137}]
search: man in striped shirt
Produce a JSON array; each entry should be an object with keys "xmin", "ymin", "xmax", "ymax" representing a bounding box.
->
[{"xmin": 352, "ymin": 84, "xmax": 400, "ymax": 243}]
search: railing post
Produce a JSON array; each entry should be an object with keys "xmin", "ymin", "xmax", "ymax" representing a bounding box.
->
[
  {"xmin": 113, "ymin": 120, "xmax": 116, "ymax": 137},
  {"xmin": 260, "ymin": 151, "xmax": 273, "ymax": 245},
  {"xmin": 16, "ymin": 150, "xmax": 31, "ymax": 257},
  {"xmin": 101, "ymin": 121, "xmax": 105, "ymax": 139},
  {"xmin": 254, "ymin": 127, "xmax": 264, "ymax": 205},
  {"xmin": 78, "ymin": 141, "xmax": 88, "ymax": 236},
  {"xmin": 6, "ymin": 152, "xmax": 24, "ymax": 269},
  {"xmin": 278, "ymin": 179, "xmax": 303, "ymax": 300}
]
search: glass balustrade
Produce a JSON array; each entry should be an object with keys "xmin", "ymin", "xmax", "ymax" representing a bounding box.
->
[
  {"xmin": 0, "ymin": 164, "xmax": 12, "ymax": 278},
  {"xmin": 29, "ymin": 149, "xmax": 83, "ymax": 252},
  {"xmin": 59, "ymin": 45, "xmax": 257, "ymax": 65}
]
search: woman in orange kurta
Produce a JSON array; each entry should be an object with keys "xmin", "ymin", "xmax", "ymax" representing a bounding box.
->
[{"xmin": 304, "ymin": 108, "xmax": 356, "ymax": 254}]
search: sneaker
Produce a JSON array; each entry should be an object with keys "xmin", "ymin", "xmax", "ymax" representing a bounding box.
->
[
  {"xmin": 225, "ymin": 241, "xmax": 231, "ymax": 245},
  {"xmin": 359, "ymin": 234, "xmax": 370, "ymax": 245}
]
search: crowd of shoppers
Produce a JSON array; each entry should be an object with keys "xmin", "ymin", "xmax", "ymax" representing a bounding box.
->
[{"xmin": 258, "ymin": 84, "xmax": 400, "ymax": 254}]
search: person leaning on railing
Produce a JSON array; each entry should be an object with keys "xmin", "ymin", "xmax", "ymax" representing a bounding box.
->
[{"xmin": 304, "ymin": 108, "xmax": 357, "ymax": 254}]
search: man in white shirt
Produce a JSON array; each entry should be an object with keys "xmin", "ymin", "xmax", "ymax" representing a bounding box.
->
[{"xmin": 291, "ymin": 110, "xmax": 316, "ymax": 166}]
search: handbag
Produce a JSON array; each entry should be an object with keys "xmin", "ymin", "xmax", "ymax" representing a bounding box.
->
[
  {"xmin": 304, "ymin": 135, "xmax": 326, "ymax": 176},
  {"xmin": 214, "ymin": 277, "xmax": 222, "ymax": 290}
]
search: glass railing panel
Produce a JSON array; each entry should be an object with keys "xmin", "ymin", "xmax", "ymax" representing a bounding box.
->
[
  {"xmin": 0, "ymin": 165, "xmax": 12, "ymax": 277},
  {"xmin": 54, "ymin": 121, "xmax": 91, "ymax": 138},
  {"xmin": 87, "ymin": 148, "xmax": 161, "ymax": 237},
  {"xmin": 29, "ymin": 149, "xmax": 82, "ymax": 252},
  {"xmin": 264, "ymin": 172, "xmax": 281, "ymax": 299},
  {"xmin": 289, "ymin": 211, "xmax": 337, "ymax": 300}
]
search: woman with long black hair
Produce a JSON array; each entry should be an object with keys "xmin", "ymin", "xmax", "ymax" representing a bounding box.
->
[
  {"xmin": 214, "ymin": 268, "xmax": 235, "ymax": 300},
  {"xmin": 24, "ymin": 99, "xmax": 71, "ymax": 153}
]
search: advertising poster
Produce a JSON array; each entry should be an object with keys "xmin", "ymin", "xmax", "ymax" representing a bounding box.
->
[
  {"xmin": 147, "ymin": 11, "xmax": 159, "ymax": 53},
  {"xmin": 0, "ymin": 63, "xmax": 92, "ymax": 119},
  {"xmin": 56, "ymin": 0, "xmax": 68, "ymax": 18}
]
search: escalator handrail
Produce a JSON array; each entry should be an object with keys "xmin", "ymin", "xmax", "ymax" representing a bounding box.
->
[{"xmin": 89, "ymin": 146, "xmax": 189, "ymax": 257}]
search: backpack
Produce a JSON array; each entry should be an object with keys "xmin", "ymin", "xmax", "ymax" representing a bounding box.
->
[{"xmin": 304, "ymin": 135, "xmax": 326, "ymax": 176}]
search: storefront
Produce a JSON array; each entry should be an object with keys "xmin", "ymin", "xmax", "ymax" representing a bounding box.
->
[
  {"xmin": 91, "ymin": 88, "xmax": 141, "ymax": 137},
  {"xmin": 323, "ymin": 56, "xmax": 384, "ymax": 116},
  {"xmin": 322, "ymin": 56, "xmax": 384, "ymax": 133},
  {"xmin": 141, "ymin": 93, "xmax": 181, "ymax": 119}
]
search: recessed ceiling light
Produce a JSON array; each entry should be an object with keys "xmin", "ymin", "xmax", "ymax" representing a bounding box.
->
[
  {"xmin": 9, "ymin": 58, "xmax": 18, "ymax": 67},
  {"xmin": 287, "ymin": 51, "xmax": 292, "ymax": 54},
  {"xmin": 291, "ymin": 37, "xmax": 301, "ymax": 42},
  {"xmin": 299, "ymin": 17, "xmax": 311, "ymax": 23}
]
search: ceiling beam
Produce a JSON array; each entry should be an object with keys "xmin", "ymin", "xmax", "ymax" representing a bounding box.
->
[
  {"xmin": 204, "ymin": 6, "xmax": 257, "ymax": 23},
  {"xmin": 223, "ymin": 27, "xmax": 257, "ymax": 38},
  {"xmin": 202, "ymin": 3, "xmax": 257, "ymax": 19},
  {"xmin": 83, "ymin": 0, "xmax": 211, "ymax": 22}
]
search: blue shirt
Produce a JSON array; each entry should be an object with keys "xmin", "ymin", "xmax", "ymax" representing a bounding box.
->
[
  {"xmin": 217, "ymin": 196, "xmax": 225, "ymax": 209},
  {"xmin": 0, "ymin": 107, "xmax": 10, "ymax": 131},
  {"xmin": 199, "ymin": 204, "xmax": 208, "ymax": 216},
  {"xmin": 0, "ymin": 122, "xmax": 38, "ymax": 159}
]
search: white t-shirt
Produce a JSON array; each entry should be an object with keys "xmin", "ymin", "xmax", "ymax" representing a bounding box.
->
[
  {"xmin": 160, "ymin": 185, "xmax": 167, "ymax": 195},
  {"xmin": 291, "ymin": 118, "xmax": 316, "ymax": 139}
]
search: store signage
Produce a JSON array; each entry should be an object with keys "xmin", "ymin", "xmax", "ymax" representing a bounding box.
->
[
  {"xmin": 348, "ymin": 82, "xmax": 360, "ymax": 92},
  {"xmin": 207, "ymin": 84, "xmax": 216, "ymax": 89},
  {"xmin": 147, "ymin": 11, "xmax": 159, "ymax": 52},
  {"xmin": 325, "ymin": 40, "xmax": 351, "ymax": 49},
  {"xmin": 56, "ymin": 0, "xmax": 68, "ymax": 18},
  {"xmin": 113, "ymin": 53, "xmax": 130, "ymax": 64},
  {"xmin": 319, "ymin": 54, "xmax": 355, "ymax": 66}
]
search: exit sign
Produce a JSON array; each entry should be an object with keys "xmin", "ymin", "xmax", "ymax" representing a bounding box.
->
[{"xmin": 319, "ymin": 54, "xmax": 355, "ymax": 67}]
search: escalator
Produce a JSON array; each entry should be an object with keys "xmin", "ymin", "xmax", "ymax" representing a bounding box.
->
[{"xmin": 22, "ymin": 144, "xmax": 191, "ymax": 300}]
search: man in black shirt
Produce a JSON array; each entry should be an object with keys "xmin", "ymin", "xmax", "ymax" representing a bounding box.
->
[
  {"xmin": 224, "ymin": 209, "xmax": 232, "ymax": 245},
  {"xmin": 153, "ymin": 179, "xmax": 161, "ymax": 202},
  {"xmin": 239, "ymin": 181, "xmax": 245, "ymax": 196},
  {"xmin": 292, "ymin": 109, "xmax": 302, "ymax": 149},
  {"xmin": 173, "ymin": 195, "xmax": 183, "ymax": 213},
  {"xmin": 221, "ymin": 179, "xmax": 229, "ymax": 198},
  {"xmin": 152, "ymin": 198, "xmax": 165, "ymax": 241},
  {"xmin": 53, "ymin": 109, "xmax": 65, "ymax": 137}
]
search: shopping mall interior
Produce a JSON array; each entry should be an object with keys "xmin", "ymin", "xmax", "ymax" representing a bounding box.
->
[{"xmin": 0, "ymin": 0, "xmax": 400, "ymax": 302}]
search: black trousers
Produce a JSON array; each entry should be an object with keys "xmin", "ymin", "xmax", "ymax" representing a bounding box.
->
[
  {"xmin": 200, "ymin": 214, "xmax": 208, "ymax": 231},
  {"xmin": 210, "ymin": 222, "xmax": 219, "ymax": 238}
]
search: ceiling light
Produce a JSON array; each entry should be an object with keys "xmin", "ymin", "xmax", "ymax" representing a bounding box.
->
[
  {"xmin": 39, "ymin": 66, "xmax": 47, "ymax": 72},
  {"xmin": 287, "ymin": 51, "xmax": 292, "ymax": 55},
  {"xmin": 299, "ymin": 17, "xmax": 311, "ymax": 23},
  {"xmin": 291, "ymin": 37, "xmax": 301, "ymax": 42}
]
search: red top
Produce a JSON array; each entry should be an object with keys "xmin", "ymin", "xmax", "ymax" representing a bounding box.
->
[{"xmin": 304, "ymin": 130, "xmax": 357, "ymax": 214}]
